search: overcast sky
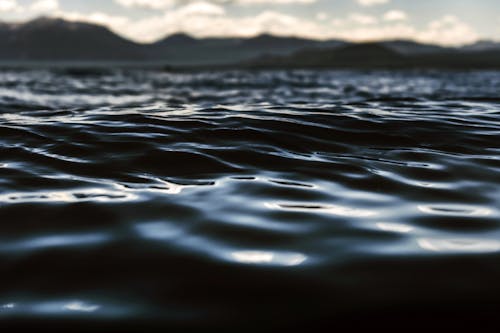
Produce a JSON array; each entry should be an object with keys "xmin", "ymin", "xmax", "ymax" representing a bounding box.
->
[{"xmin": 0, "ymin": 0, "xmax": 499, "ymax": 45}]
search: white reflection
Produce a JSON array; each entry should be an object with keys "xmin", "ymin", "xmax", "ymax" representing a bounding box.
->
[
  {"xmin": 135, "ymin": 222, "xmax": 183, "ymax": 240},
  {"xmin": 0, "ymin": 89, "xmax": 150, "ymax": 110},
  {"xmin": 376, "ymin": 223, "xmax": 413, "ymax": 233},
  {"xmin": 0, "ymin": 233, "xmax": 110, "ymax": 252},
  {"xmin": 370, "ymin": 169, "xmax": 448, "ymax": 188},
  {"xmin": 155, "ymin": 179, "xmax": 186, "ymax": 194},
  {"xmin": 30, "ymin": 301, "xmax": 102, "ymax": 315},
  {"xmin": 117, "ymin": 179, "xmax": 188, "ymax": 195},
  {"xmin": 418, "ymin": 238, "xmax": 500, "ymax": 253},
  {"xmin": 231, "ymin": 251, "xmax": 306, "ymax": 266},
  {"xmin": 418, "ymin": 205, "xmax": 491, "ymax": 217},
  {"xmin": 64, "ymin": 301, "xmax": 100, "ymax": 313},
  {"xmin": 232, "ymin": 251, "xmax": 274, "ymax": 264},
  {"xmin": 268, "ymin": 179, "xmax": 316, "ymax": 189},
  {"xmin": 0, "ymin": 188, "xmax": 136, "ymax": 204},
  {"xmin": 266, "ymin": 202, "xmax": 376, "ymax": 217},
  {"xmin": 0, "ymin": 299, "xmax": 130, "ymax": 317}
]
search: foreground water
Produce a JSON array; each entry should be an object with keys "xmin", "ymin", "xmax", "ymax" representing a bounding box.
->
[{"xmin": 0, "ymin": 69, "xmax": 500, "ymax": 329}]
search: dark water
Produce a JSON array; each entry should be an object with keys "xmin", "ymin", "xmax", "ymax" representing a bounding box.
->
[{"xmin": 1, "ymin": 69, "xmax": 500, "ymax": 330}]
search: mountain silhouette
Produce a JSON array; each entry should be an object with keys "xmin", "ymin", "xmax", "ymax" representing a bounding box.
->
[
  {"xmin": 149, "ymin": 32, "xmax": 345, "ymax": 65},
  {"xmin": 155, "ymin": 33, "xmax": 199, "ymax": 47},
  {"xmin": 0, "ymin": 17, "xmax": 144, "ymax": 60},
  {"xmin": 461, "ymin": 40, "xmax": 500, "ymax": 51},
  {"xmin": 0, "ymin": 17, "xmax": 499, "ymax": 69},
  {"xmin": 249, "ymin": 43, "xmax": 405, "ymax": 68},
  {"xmin": 380, "ymin": 40, "xmax": 448, "ymax": 54},
  {"xmin": 247, "ymin": 42, "xmax": 500, "ymax": 69},
  {"xmin": 0, "ymin": 17, "xmax": 346, "ymax": 65}
]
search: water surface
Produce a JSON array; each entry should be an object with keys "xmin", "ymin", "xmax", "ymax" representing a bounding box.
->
[{"xmin": 1, "ymin": 69, "xmax": 500, "ymax": 329}]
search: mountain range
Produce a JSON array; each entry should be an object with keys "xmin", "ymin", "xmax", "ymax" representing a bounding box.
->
[
  {"xmin": 1, "ymin": 17, "xmax": 499, "ymax": 69},
  {"xmin": 249, "ymin": 42, "xmax": 500, "ymax": 69}
]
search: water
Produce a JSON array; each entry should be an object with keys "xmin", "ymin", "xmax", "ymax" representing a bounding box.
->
[{"xmin": 1, "ymin": 69, "xmax": 500, "ymax": 329}]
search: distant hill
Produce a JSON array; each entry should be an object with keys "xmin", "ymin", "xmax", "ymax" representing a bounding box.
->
[
  {"xmin": 380, "ymin": 40, "xmax": 448, "ymax": 55},
  {"xmin": 461, "ymin": 40, "xmax": 500, "ymax": 52},
  {"xmin": 0, "ymin": 17, "xmax": 144, "ymax": 60},
  {"xmin": 149, "ymin": 33, "xmax": 346, "ymax": 65},
  {"xmin": 0, "ymin": 17, "xmax": 499, "ymax": 68},
  {"xmin": 247, "ymin": 42, "xmax": 500, "ymax": 69},
  {"xmin": 0, "ymin": 18, "xmax": 347, "ymax": 65}
]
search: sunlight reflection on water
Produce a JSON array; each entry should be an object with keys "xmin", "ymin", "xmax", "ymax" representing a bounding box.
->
[
  {"xmin": 417, "ymin": 238, "xmax": 500, "ymax": 253},
  {"xmin": 230, "ymin": 251, "xmax": 307, "ymax": 266},
  {"xmin": 0, "ymin": 233, "xmax": 111, "ymax": 252}
]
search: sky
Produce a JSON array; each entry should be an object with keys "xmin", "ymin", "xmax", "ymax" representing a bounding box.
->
[{"xmin": 0, "ymin": 0, "xmax": 499, "ymax": 45}]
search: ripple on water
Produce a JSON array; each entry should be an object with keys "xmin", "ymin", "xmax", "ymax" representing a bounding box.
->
[
  {"xmin": 0, "ymin": 300, "xmax": 130, "ymax": 318},
  {"xmin": 116, "ymin": 178, "xmax": 200, "ymax": 195},
  {"xmin": 0, "ymin": 189, "xmax": 137, "ymax": 204},
  {"xmin": 418, "ymin": 204, "xmax": 492, "ymax": 217},
  {"xmin": 266, "ymin": 202, "xmax": 377, "ymax": 217},
  {"xmin": 134, "ymin": 222, "xmax": 309, "ymax": 267},
  {"xmin": 134, "ymin": 222, "xmax": 185, "ymax": 241},
  {"xmin": 268, "ymin": 179, "xmax": 316, "ymax": 188},
  {"xmin": 229, "ymin": 251, "xmax": 307, "ymax": 266},
  {"xmin": 417, "ymin": 238, "xmax": 500, "ymax": 254},
  {"xmin": 376, "ymin": 222, "xmax": 414, "ymax": 233},
  {"xmin": 0, "ymin": 232, "xmax": 111, "ymax": 253}
]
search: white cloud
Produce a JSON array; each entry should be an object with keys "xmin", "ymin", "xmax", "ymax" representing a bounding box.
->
[
  {"xmin": 357, "ymin": 0, "xmax": 389, "ymax": 7},
  {"xmin": 0, "ymin": 0, "xmax": 20, "ymax": 12},
  {"xmin": 235, "ymin": 0, "xmax": 316, "ymax": 4},
  {"xmin": 56, "ymin": 11, "xmax": 130, "ymax": 29},
  {"xmin": 331, "ymin": 22, "xmax": 416, "ymax": 42},
  {"xmin": 115, "ymin": 0, "xmax": 316, "ymax": 9},
  {"xmin": 330, "ymin": 14, "xmax": 477, "ymax": 46},
  {"xmin": 30, "ymin": 0, "xmax": 59, "ymax": 12},
  {"xmin": 417, "ymin": 15, "xmax": 478, "ymax": 46},
  {"xmin": 0, "ymin": 0, "xmax": 59, "ymax": 14},
  {"xmin": 41, "ymin": 2, "xmax": 478, "ymax": 46},
  {"xmin": 106, "ymin": 9, "xmax": 325, "ymax": 42},
  {"xmin": 114, "ymin": 0, "xmax": 175, "ymax": 10},
  {"xmin": 175, "ymin": 2, "xmax": 225, "ymax": 15},
  {"xmin": 383, "ymin": 10, "xmax": 407, "ymax": 21}
]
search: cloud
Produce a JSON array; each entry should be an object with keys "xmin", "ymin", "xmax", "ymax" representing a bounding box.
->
[
  {"xmin": 56, "ymin": 11, "xmax": 130, "ymax": 29},
  {"xmin": 114, "ymin": 0, "xmax": 175, "ymax": 10},
  {"xmin": 104, "ymin": 9, "xmax": 325, "ymax": 42},
  {"xmin": 357, "ymin": 0, "xmax": 389, "ymax": 7},
  {"xmin": 331, "ymin": 22, "xmax": 416, "ymax": 42},
  {"xmin": 235, "ymin": 0, "xmax": 316, "ymax": 4},
  {"xmin": 44, "ymin": 2, "xmax": 478, "ymax": 46},
  {"xmin": 383, "ymin": 10, "xmax": 407, "ymax": 21},
  {"xmin": 417, "ymin": 15, "xmax": 478, "ymax": 46},
  {"xmin": 330, "ymin": 13, "xmax": 477, "ymax": 46},
  {"xmin": 115, "ymin": 0, "xmax": 316, "ymax": 9},
  {"xmin": 0, "ymin": 0, "xmax": 59, "ymax": 14},
  {"xmin": 30, "ymin": 0, "xmax": 59, "ymax": 12},
  {"xmin": 0, "ymin": 0, "xmax": 20, "ymax": 12},
  {"xmin": 175, "ymin": 1, "xmax": 225, "ymax": 15}
]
